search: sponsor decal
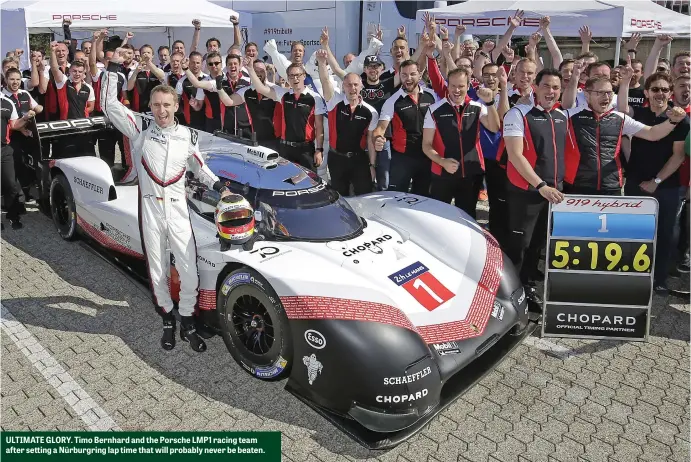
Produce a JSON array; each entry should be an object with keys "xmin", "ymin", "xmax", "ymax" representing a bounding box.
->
[
  {"xmin": 52, "ymin": 14, "xmax": 117, "ymax": 21},
  {"xmin": 303, "ymin": 353, "xmax": 323, "ymax": 385},
  {"xmin": 383, "ymin": 367, "xmax": 431, "ymax": 386},
  {"xmin": 197, "ymin": 255, "xmax": 215, "ymax": 268},
  {"xmin": 100, "ymin": 222, "xmax": 130, "ymax": 247},
  {"xmin": 73, "ymin": 176, "xmax": 104, "ymax": 195},
  {"xmin": 189, "ymin": 128, "xmax": 198, "ymax": 145},
  {"xmin": 247, "ymin": 147, "xmax": 268, "ymax": 158},
  {"xmin": 304, "ymin": 329, "xmax": 326, "ymax": 349},
  {"xmin": 435, "ymin": 17, "xmax": 540, "ymax": 28},
  {"xmin": 36, "ymin": 117, "xmax": 106, "ymax": 132},
  {"xmin": 249, "ymin": 246, "xmax": 292, "ymax": 263},
  {"xmin": 491, "ymin": 302, "xmax": 504, "ymax": 321},
  {"xmin": 342, "ymin": 234, "xmax": 392, "ymax": 257},
  {"xmin": 221, "ymin": 272, "xmax": 250, "ymax": 295},
  {"xmin": 218, "ymin": 169, "xmax": 238, "ymax": 179},
  {"xmin": 250, "ymin": 276, "xmax": 264, "ymax": 290},
  {"xmin": 254, "ymin": 356, "xmax": 287, "ymax": 379},
  {"xmin": 240, "ymin": 361, "xmax": 254, "ymax": 374},
  {"xmin": 517, "ymin": 288, "xmax": 526, "ymax": 307},
  {"xmin": 433, "ymin": 341, "xmax": 461, "ymax": 356},
  {"xmin": 388, "ymin": 262, "xmax": 455, "ymax": 311},
  {"xmin": 272, "ymin": 183, "xmax": 326, "ymax": 196},
  {"xmin": 556, "ymin": 313, "xmax": 636, "ymax": 325},
  {"xmin": 630, "ymin": 18, "xmax": 662, "ymax": 30},
  {"xmin": 376, "ymin": 389, "xmax": 429, "ymax": 404}
]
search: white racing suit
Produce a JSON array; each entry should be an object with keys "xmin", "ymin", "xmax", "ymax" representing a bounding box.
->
[{"xmin": 100, "ymin": 63, "xmax": 225, "ymax": 317}]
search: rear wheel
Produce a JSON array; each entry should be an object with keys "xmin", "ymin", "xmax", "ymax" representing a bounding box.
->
[
  {"xmin": 217, "ymin": 267, "xmax": 293, "ymax": 381},
  {"xmin": 50, "ymin": 174, "xmax": 77, "ymax": 240}
]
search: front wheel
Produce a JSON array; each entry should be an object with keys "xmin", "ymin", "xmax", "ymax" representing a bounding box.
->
[
  {"xmin": 217, "ymin": 267, "xmax": 293, "ymax": 381},
  {"xmin": 50, "ymin": 174, "xmax": 77, "ymax": 240}
]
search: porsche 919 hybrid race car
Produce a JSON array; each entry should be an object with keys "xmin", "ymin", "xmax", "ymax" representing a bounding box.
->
[{"xmin": 27, "ymin": 116, "xmax": 538, "ymax": 449}]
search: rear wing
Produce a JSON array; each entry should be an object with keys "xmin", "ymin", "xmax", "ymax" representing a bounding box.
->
[{"xmin": 30, "ymin": 116, "xmax": 113, "ymax": 161}]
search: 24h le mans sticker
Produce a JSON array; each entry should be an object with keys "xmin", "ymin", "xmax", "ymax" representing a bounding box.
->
[{"xmin": 388, "ymin": 262, "xmax": 454, "ymax": 311}]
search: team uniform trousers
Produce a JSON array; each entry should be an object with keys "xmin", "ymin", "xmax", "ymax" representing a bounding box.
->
[
  {"xmin": 506, "ymin": 187, "xmax": 550, "ymax": 286},
  {"xmin": 484, "ymin": 159, "xmax": 509, "ymax": 248},
  {"xmin": 328, "ymin": 149, "xmax": 372, "ymax": 196},
  {"xmin": 430, "ymin": 174, "xmax": 483, "ymax": 219},
  {"xmin": 388, "ymin": 151, "xmax": 432, "ymax": 196},
  {"xmin": 280, "ymin": 141, "xmax": 316, "ymax": 172},
  {"xmin": 1, "ymin": 144, "xmax": 25, "ymax": 220}
]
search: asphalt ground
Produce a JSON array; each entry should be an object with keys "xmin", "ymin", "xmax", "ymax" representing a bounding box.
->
[{"xmin": 1, "ymin": 200, "xmax": 689, "ymax": 462}]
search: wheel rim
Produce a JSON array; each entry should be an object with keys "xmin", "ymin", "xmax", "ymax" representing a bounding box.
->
[
  {"xmin": 52, "ymin": 186, "xmax": 70, "ymax": 227},
  {"xmin": 231, "ymin": 294, "xmax": 275, "ymax": 355}
]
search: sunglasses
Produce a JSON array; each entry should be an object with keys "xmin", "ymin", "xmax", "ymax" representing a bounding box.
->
[
  {"xmin": 649, "ymin": 87, "xmax": 670, "ymax": 93},
  {"xmin": 208, "ymin": 61, "xmax": 222, "ymax": 66}
]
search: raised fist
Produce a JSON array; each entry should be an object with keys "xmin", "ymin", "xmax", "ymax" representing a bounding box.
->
[{"xmin": 192, "ymin": 19, "xmax": 201, "ymax": 28}]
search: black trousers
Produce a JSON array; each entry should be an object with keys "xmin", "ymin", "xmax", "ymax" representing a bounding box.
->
[
  {"xmin": 280, "ymin": 142, "xmax": 316, "ymax": 173},
  {"xmin": 9, "ymin": 135, "xmax": 35, "ymax": 190},
  {"xmin": 484, "ymin": 160, "xmax": 509, "ymax": 249},
  {"xmin": 388, "ymin": 151, "xmax": 431, "ymax": 197},
  {"xmin": 430, "ymin": 174, "xmax": 483, "ymax": 219},
  {"xmin": 506, "ymin": 187, "xmax": 550, "ymax": 286},
  {"xmin": 1, "ymin": 145, "xmax": 25, "ymax": 220},
  {"xmin": 327, "ymin": 150, "xmax": 372, "ymax": 196}
]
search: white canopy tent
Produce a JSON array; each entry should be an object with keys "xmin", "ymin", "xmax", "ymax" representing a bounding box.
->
[
  {"xmin": 416, "ymin": 0, "xmax": 690, "ymax": 63},
  {"xmin": 1, "ymin": 0, "xmax": 248, "ymax": 69}
]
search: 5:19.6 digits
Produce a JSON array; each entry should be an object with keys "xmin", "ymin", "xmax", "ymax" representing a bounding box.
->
[{"xmin": 550, "ymin": 240, "xmax": 652, "ymax": 273}]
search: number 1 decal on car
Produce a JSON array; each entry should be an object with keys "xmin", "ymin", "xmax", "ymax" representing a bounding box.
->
[{"xmin": 388, "ymin": 262, "xmax": 455, "ymax": 311}]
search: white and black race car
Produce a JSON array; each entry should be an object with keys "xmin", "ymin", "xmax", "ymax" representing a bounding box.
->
[{"xmin": 29, "ymin": 117, "xmax": 538, "ymax": 449}]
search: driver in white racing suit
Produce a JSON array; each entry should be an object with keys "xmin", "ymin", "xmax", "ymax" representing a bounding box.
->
[{"xmin": 101, "ymin": 48, "xmax": 231, "ymax": 353}]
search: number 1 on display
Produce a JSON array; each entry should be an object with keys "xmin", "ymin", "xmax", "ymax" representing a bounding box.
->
[{"xmin": 598, "ymin": 214, "xmax": 608, "ymax": 233}]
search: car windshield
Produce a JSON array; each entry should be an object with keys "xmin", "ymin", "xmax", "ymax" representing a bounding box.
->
[{"xmin": 255, "ymin": 187, "xmax": 364, "ymax": 241}]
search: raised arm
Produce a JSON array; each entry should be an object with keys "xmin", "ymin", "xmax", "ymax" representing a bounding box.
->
[
  {"xmin": 579, "ymin": 26, "xmax": 592, "ymax": 54},
  {"xmin": 230, "ymin": 15, "xmax": 241, "ymax": 48},
  {"xmin": 90, "ymin": 30, "xmax": 105, "ymax": 77},
  {"xmin": 617, "ymin": 59, "xmax": 634, "ymax": 116},
  {"xmin": 315, "ymin": 50, "xmax": 335, "ymax": 102},
  {"xmin": 62, "ymin": 19, "xmax": 75, "ymax": 63},
  {"xmin": 320, "ymin": 27, "xmax": 346, "ymax": 80},
  {"xmin": 49, "ymin": 42, "xmax": 65, "ymax": 84},
  {"xmin": 217, "ymin": 86, "xmax": 244, "ymax": 107},
  {"xmin": 561, "ymin": 60, "xmax": 585, "ymax": 109},
  {"xmin": 644, "ymin": 35, "xmax": 672, "ymax": 80},
  {"xmin": 477, "ymin": 88, "xmax": 500, "ymax": 133},
  {"xmin": 492, "ymin": 10, "xmax": 523, "ymax": 62},
  {"xmin": 263, "ymin": 39, "xmax": 292, "ymax": 81},
  {"xmin": 100, "ymin": 48, "xmax": 144, "ymax": 141},
  {"xmin": 244, "ymin": 57, "xmax": 278, "ymax": 100},
  {"xmin": 540, "ymin": 17, "xmax": 563, "ymax": 70},
  {"xmin": 191, "ymin": 19, "xmax": 201, "ymax": 53},
  {"xmin": 344, "ymin": 27, "xmax": 384, "ymax": 77}
]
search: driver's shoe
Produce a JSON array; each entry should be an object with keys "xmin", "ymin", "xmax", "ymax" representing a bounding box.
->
[
  {"xmin": 180, "ymin": 316, "xmax": 207, "ymax": 353},
  {"xmin": 156, "ymin": 306, "xmax": 176, "ymax": 350}
]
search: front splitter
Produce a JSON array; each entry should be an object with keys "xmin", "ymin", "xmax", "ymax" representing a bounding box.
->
[{"xmin": 286, "ymin": 316, "xmax": 540, "ymax": 450}]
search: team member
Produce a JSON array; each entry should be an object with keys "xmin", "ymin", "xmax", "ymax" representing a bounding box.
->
[
  {"xmin": 360, "ymin": 55, "xmax": 398, "ymax": 190},
  {"xmin": 562, "ymin": 61, "xmax": 618, "ymax": 110},
  {"xmin": 315, "ymin": 50, "xmax": 378, "ymax": 196},
  {"xmin": 1, "ymin": 93, "xmax": 30, "ymax": 229},
  {"xmin": 127, "ymin": 45, "xmax": 164, "ymax": 113},
  {"xmin": 185, "ymin": 52, "xmax": 225, "ymax": 133},
  {"xmin": 246, "ymin": 59, "xmax": 326, "ymax": 172},
  {"xmin": 422, "ymin": 68, "xmax": 500, "ymax": 218},
  {"xmin": 176, "ymin": 52, "xmax": 206, "ymax": 131},
  {"xmin": 373, "ymin": 60, "xmax": 437, "ymax": 195},
  {"xmin": 565, "ymin": 76, "xmax": 683, "ymax": 196},
  {"xmin": 502, "ymin": 69, "xmax": 568, "ymax": 308},
  {"xmin": 40, "ymin": 41, "xmax": 70, "ymax": 121},
  {"xmin": 617, "ymin": 71, "xmax": 690, "ymax": 293},
  {"xmin": 3, "ymin": 68, "xmax": 43, "ymax": 192},
  {"xmin": 101, "ymin": 48, "xmax": 231, "ymax": 352},
  {"xmin": 90, "ymin": 30, "xmax": 128, "ymax": 168},
  {"xmin": 164, "ymin": 52, "xmax": 186, "ymax": 124},
  {"xmin": 215, "ymin": 59, "xmax": 279, "ymax": 150}
]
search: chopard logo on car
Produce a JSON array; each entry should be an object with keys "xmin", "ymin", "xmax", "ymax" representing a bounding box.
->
[
  {"xmin": 73, "ymin": 176, "xmax": 104, "ymax": 195},
  {"xmin": 383, "ymin": 367, "xmax": 431, "ymax": 386},
  {"xmin": 376, "ymin": 389, "xmax": 428, "ymax": 404},
  {"xmin": 342, "ymin": 234, "xmax": 392, "ymax": 257},
  {"xmin": 304, "ymin": 330, "xmax": 326, "ymax": 349},
  {"xmin": 272, "ymin": 183, "xmax": 326, "ymax": 196},
  {"xmin": 197, "ymin": 255, "xmax": 215, "ymax": 268}
]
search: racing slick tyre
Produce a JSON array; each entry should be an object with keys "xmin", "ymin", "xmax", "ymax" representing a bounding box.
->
[
  {"xmin": 217, "ymin": 267, "xmax": 293, "ymax": 381},
  {"xmin": 49, "ymin": 174, "xmax": 77, "ymax": 241}
]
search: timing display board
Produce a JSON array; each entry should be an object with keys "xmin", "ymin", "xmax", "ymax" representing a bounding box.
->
[{"xmin": 541, "ymin": 195, "xmax": 658, "ymax": 341}]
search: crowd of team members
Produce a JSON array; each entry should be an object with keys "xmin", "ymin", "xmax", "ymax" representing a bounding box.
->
[{"xmin": 1, "ymin": 11, "xmax": 690, "ymax": 300}]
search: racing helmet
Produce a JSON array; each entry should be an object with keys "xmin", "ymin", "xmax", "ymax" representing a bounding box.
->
[{"xmin": 215, "ymin": 194, "xmax": 255, "ymax": 246}]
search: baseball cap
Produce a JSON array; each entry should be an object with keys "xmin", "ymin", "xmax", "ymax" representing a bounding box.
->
[{"xmin": 364, "ymin": 55, "xmax": 384, "ymax": 67}]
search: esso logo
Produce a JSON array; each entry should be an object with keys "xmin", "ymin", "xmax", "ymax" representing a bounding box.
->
[{"xmin": 304, "ymin": 330, "xmax": 326, "ymax": 349}]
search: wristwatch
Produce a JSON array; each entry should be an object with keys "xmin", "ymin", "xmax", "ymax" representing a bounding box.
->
[
  {"xmin": 654, "ymin": 177, "xmax": 662, "ymax": 185},
  {"xmin": 536, "ymin": 181, "xmax": 547, "ymax": 190}
]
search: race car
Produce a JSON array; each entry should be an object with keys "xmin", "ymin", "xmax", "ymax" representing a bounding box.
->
[{"xmin": 32, "ymin": 117, "xmax": 538, "ymax": 449}]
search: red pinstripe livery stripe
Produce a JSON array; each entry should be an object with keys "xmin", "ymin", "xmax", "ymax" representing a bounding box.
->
[
  {"xmin": 281, "ymin": 232, "xmax": 503, "ymax": 344},
  {"xmin": 141, "ymin": 157, "xmax": 186, "ymax": 187},
  {"xmin": 77, "ymin": 217, "xmax": 144, "ymax": 259}
]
